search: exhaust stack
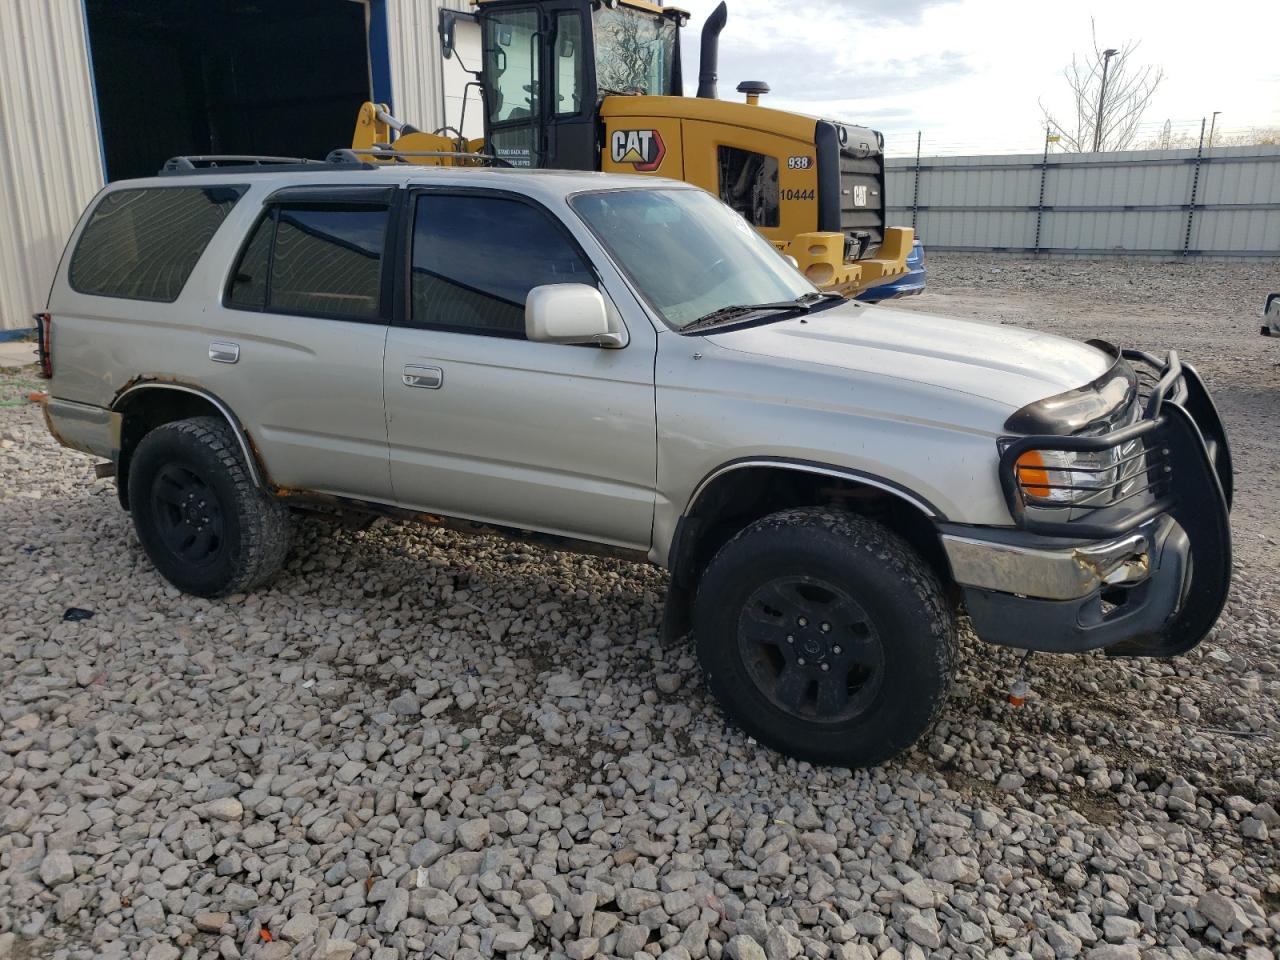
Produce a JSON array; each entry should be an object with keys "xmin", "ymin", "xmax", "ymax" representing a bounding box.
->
[{"xmin": 696, "ymin": 2, "xmax": 728, "ymax": 99}]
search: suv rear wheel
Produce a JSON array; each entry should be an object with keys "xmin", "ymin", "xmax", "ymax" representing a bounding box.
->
[
  {"xmin": 128, "ymin": 416, "xmax": 291, "ymax": 597},
  {"xmin": 692, "ymin": 507, "xmax": 956, "ymax": 767}
]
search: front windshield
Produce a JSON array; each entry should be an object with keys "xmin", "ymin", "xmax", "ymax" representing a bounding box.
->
[
  {"xmin": 571, "ymin": 189, "xmax": 816, "ymax": 329},
  {"xmin": 592, "ymin": 7, "xmax": 677, "ymax": 96}
]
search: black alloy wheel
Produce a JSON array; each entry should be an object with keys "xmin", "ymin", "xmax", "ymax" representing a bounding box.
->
[{"xmin": 738, "ymin": 575, "xmax": 885, "ymax": 724}]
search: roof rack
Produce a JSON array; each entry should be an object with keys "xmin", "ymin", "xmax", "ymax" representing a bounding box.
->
[
  {"xmin": 158, "ymin": 154, "xmax": 377, "ymax": 176},
  {"xmin": 157, "ymin": 147, "xmax": 509, "ymax": 177}
]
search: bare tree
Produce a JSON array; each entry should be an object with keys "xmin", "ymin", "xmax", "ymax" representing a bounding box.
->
[
  {"xmin": 1040, "ymin": 21, "xmax": 1164, "ymax": 153},
  {"xmin": 1138, "ymin": 124, "xmax": 1280, "ymax": 150}
]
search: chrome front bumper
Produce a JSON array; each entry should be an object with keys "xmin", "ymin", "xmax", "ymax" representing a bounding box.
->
[{"xmin": 942, "ymin": 529, "xmax": 1151, "ymax": 601}]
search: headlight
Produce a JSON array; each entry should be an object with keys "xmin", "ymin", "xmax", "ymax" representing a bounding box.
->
[{"xmin": 1013, "ymin": 448, "xmax": 1121, "ymax": 505}]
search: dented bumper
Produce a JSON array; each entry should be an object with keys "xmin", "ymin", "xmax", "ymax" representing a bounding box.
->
[
  {"xmin": 942, "ymin": 515, "xmax": 1194, "ymax": 654},
  {"xmin": 942, "ymin": 528, "xmax": 1151, "ymax": 602}
]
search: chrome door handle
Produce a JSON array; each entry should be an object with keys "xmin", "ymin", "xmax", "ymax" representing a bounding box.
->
[
  {"xmin": 209, "ymin": 341, "xmax": 240, "ymax": 364},
  {"xmin": 402, "ymin": 364, "xmax": 443, "ymax": 389}
]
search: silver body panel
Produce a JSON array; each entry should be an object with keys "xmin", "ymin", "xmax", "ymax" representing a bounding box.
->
[{"xmin": 44, "ymin": 165, "xmax": 1125, "ymax": 585}]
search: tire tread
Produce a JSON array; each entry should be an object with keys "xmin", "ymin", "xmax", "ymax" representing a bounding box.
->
[
  {"xmin": 693, "ymin": 506, "xmax": 957, "ymax": 766},
  {"xmin": 131, "ymin": 416, "xmax": 290, "ymax": 596}
]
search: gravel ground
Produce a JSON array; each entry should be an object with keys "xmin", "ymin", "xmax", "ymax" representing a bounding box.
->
[{"xmin": 1, "ymin": 255, "xmax": 1278, "ymax": 960}]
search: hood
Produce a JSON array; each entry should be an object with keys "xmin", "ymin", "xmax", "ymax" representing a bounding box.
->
[{"xmin": 705, "ymin": 301, "xmax": 1115, "ymax": 414}]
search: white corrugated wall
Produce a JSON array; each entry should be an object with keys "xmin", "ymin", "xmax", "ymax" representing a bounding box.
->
[
  {"xmin": 0, "ymin": 0, "xmax": 104, "ymax": 331},
  {"xmin": 385, "ymin": 0, "xmax": 482, "ymax": 138}
]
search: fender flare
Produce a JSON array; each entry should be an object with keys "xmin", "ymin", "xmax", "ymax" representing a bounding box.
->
[
  {"xmin": 668, "ymin": 456, "xmax": 945, "ymax": 576},
  {"xmin": 111, "ymin": 381, "xmax": 267, "ymax": 490}
]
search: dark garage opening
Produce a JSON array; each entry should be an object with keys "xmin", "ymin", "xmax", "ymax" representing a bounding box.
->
[{"xmin": 85, "ymin": 0, "xmax": 375, "ymax": 181}]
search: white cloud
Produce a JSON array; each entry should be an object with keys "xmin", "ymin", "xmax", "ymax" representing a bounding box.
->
[{"xmin": 677, "ymin": 0, "xmax": 1280, "ymax": 155}]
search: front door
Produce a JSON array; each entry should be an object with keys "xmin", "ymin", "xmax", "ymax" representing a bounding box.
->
[{"xmin": 383, "ymin": 189, "xmax": 657, "ymax": 550}]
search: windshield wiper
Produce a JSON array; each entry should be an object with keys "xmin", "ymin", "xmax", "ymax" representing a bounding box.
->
[
  {"xmin": 680, "ymin": 300, "xmax": 812, "ymax": 334},
  {"xmin": 679, "ymin": 292, "xmax": 844, "ymax": 334}
]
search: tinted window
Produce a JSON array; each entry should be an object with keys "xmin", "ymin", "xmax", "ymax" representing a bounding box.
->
[
  {"xmin": 411, "ymin": 195, "xmax": 592, "ymax": 338},
  {"xmin": 70, "ymin": 186, "xmax": 245, "ymax": 301},
  {"xmin": 718, "ymin": 147, "xmax": 780, "ymax": 228},
  {"xmin": 226, "ymin": 214, "xmax": 273, "ymax": 310},
  {"xmin": 226, "ymin": 204, "xmax": 389, "ymax": 320}
]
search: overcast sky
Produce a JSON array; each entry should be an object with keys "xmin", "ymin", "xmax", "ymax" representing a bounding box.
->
[{"xmin": 675, "ymin": 0, "xmax": 1280, "ymax": 156}]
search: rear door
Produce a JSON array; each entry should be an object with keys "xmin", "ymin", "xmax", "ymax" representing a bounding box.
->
[
  {"xmin": 382, "ymin": 188, "xmax": 657, "ymax": 550},
  {"xmin": 210, "ymin": 186, "xmax": 395, "ymax": 501}
]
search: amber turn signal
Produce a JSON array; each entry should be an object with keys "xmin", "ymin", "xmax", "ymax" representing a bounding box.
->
[{"xmin": 1015, "ymin": 450, "xmax": 1051, "ymax": 498}]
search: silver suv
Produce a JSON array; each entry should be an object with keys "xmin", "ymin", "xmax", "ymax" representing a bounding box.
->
[{"xmin": 36, "ymin": 156, "xmax": 1234, "ymax": 767}]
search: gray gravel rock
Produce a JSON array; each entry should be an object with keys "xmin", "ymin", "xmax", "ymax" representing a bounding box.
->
[
  {"xmin": 38, "ymin": 850, "xmax": 74, "ymax": 887},
  {"xmin": 726, "ymin": 935, "xmax": 768, "ymax": 960},
  {"xmin": 1, "ymin": 267, "xmax": 1278, "ymax": 960}
]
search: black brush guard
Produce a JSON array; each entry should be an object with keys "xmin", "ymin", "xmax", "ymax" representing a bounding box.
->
[{"xmin": 984, "ymin": 350, "xmax": 1232, "ymax": 658}]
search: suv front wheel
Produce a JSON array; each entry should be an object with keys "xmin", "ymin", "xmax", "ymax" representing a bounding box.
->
[
  {"xmin": 128, "ymin": 416, "xmax": 291, "ymax": 597},
  {"xmin": 693, "ymin": 507, "xmax": 956, "ymax": 767}
]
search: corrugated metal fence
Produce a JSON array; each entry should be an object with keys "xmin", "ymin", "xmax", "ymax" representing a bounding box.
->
[{"xmin": 887, "ymin": 145, "xmax": 1280, "ymax": 257}]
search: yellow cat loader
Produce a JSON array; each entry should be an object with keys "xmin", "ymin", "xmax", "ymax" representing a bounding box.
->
[{"xmin": 350, "ymin": 0, "xmax": 913, "ymax": 297}]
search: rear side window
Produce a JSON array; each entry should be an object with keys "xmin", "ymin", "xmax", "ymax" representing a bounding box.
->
[
  {"xmin": 410, "ymin": 194, "xmax": 592, "ymax": 338},
  {"xmin": 69, "ymin": 186, "xmax": 246, "ymax": 302},
  {"xmin": 226, "ymin": 203, "xmax": 390, "ymax": 321}
]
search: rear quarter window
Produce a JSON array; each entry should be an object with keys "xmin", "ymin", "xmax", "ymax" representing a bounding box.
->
[{"xmin": 69, "ymin": 185, "xmax": 246, "ymax": 302}]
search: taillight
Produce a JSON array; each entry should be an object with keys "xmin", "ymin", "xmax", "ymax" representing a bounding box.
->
[{"xmin": 33, "ymin": 312, "xmax": 52, "ymax": 378}]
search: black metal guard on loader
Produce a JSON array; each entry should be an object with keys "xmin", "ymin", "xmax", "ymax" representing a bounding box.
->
[{"xmin": 987, "ymin": 350, "xmax": 1232, "ymax": 658}]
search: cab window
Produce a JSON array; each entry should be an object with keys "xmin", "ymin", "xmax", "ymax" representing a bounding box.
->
[
  {"xmin": 593, "ymin": 7, "xmax": 677, "ymax": 97},
  {"xmin": 553, "ymin": 12, "xmax": 584, "ymax": 116},
  {"xmin": 485, "ymin": 8, "xmax": 540, "ymax": 123}
]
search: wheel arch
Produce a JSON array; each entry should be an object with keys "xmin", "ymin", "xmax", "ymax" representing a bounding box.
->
[
  {"xmin": 668, "ymin": 459, "xmax": 952, "ymax": 593},
  {"xmin": 111, "ymin": 382, "xmax": 266, "ymax": 509}
]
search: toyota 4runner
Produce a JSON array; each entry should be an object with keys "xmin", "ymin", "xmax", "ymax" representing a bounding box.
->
[{"xmin": 35, "ymin": 155, "xmax": 1233, "ymax": 767}]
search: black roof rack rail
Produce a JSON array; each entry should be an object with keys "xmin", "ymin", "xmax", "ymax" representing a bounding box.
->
[{"xmin": 159, "ymin": 154, "xmax": 378, "ymax": 176}]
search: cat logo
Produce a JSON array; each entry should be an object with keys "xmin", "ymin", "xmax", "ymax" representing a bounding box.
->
[{"xmin": 609, "ymin": 129, "xmax": 666, "ymax": 172}]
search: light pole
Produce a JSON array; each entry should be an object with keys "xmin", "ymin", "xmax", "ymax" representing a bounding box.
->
[
  {"xmin": 1093, "ymin": 47, "xmax": 1119, "ymax": 153},
  {"xmin": 1208, "ymin": 111, "xmax": 1221, "ymax": 148}
]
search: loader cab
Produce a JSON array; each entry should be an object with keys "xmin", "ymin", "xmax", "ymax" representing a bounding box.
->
[{"xmin": 470, "ymin": 0, "xmax": 685, "ymax": 169}]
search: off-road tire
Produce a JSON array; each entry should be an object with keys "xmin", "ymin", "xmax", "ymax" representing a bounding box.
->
[
  {"xmin": 692, "ymin": 507, "xmax": 956, "ymax": 767},
  {"xmin": 128, "ymin": 416, "xmax": 291, "ymax": 597}
]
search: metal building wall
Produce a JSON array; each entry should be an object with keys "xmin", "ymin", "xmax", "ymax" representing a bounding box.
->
[
  {"xmin": 385, "ymin": 0, "xmax": 476, "ymax": 135},
  {"xmin": 0, "ymin": 1, "xmax": 104, "ymax": 332},
  {"xmin": 888, "ymin": 146, "xmax": 1280, "ymax": 258}
]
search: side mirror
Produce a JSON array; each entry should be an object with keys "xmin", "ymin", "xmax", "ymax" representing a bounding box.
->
[
  {"xmin": 526, "ymin": 284, "xmax": 622, "ymax": 347},
  {"xmin": 439, "ymin": 10, "xmax": 457, "ymax": 59}
]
